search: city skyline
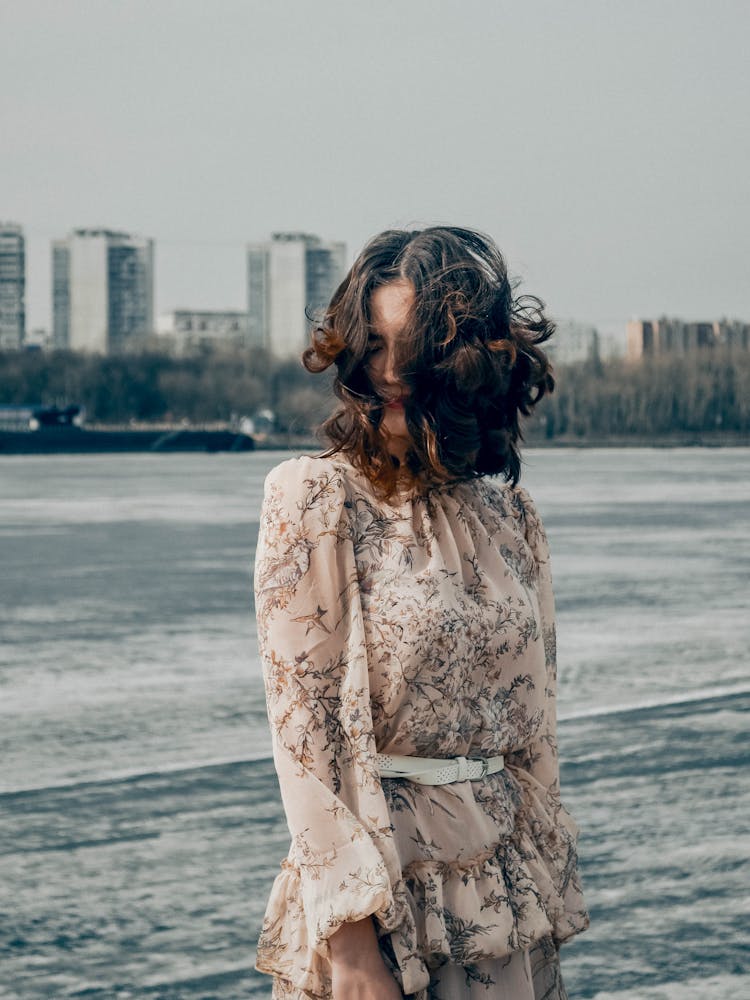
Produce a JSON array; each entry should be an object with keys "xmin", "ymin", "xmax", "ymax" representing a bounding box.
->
[
  {"xmin": 3, "ymin": 221, "xmax": 353, "ymax": 358},
  {"xmin": 2, "ymin": 219, "xmax": 355, "ymax": 348},
  {"xmin": 2, "ymin": 1, "xmax": 748, "ymax": 341},
  {"xmin": 10, "ymin": 201, "xmax": 750, "ymax": 346},
  {"xmin": 4, "ymin": 217, "xmax": 750, "ymax": 363}
]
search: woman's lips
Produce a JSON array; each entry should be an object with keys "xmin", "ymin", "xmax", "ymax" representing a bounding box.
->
[
  {"xmin": 378, "ymin": 389, "xmax": 408, "ymax": 408},
  {"xmin": 374, "ymin": 385, "xmax": 408, "ymax": 409}
]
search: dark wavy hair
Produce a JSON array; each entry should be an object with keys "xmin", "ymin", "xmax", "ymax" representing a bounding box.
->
[{"xmin": 302, "ymin": 226, "xmax": 555, "ymax": 500}]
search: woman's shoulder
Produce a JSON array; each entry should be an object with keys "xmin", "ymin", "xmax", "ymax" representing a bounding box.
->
[
  {"xmin": 473, "ymin": 476, "xmax": 546, "ymax": 545},
  {"xmin": 472, "ymin": 474, "xmax": 530, "ymax": 515},
  {"xmin": 509, "ymin": 482, "xmax": 540, "ymax": 522},
  {"xmin": 262, "ymin": 453, "xmax": 356, "ymax": 517},
  {"xmin": 264, "ymin": 451, "xmax": 347, "ymax": 486}
]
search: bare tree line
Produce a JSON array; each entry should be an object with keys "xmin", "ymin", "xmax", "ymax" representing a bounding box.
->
[{"xmin": 1, "ymin": 346, "xmax": 748, "ymax": 440}]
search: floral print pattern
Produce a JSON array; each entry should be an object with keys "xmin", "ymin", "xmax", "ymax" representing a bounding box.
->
[{"xmin": 254, "ymin": 454, "xmax": 589, "ymax": 998}]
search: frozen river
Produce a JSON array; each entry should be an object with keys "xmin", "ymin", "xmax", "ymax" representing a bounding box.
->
[{"xmin": 1, "ymin": 448, "xmax": 748, "ymax": 998}]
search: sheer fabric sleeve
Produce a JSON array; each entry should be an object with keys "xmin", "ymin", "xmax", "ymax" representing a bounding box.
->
[
  {"xmin": 508, "ymin": 486, "xmax": 590, "ymax": 945},
  {"xmin": 253, "ymin": 456, "xmax": 405, "ymax": 989}
]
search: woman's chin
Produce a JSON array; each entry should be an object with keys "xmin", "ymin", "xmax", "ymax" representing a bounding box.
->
[
  {"xmin": 382, "ymin": 411, "xmax": 409, "ymax": 439},
  {"xmin": 378, "ymin": 426, "xmax": 410, "ymax": 463}
]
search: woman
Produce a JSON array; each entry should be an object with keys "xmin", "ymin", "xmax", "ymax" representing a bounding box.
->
[{"xmin": 253, "ymin": 226, "xmax": 589, "ymax": 999}]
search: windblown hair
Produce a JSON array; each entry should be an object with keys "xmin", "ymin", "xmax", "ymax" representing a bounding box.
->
[{"xmin": 302, "ymin": 226, "xmax": 555, "ymax": 500}]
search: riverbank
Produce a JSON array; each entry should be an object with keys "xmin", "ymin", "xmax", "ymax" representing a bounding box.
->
[
  {"xmin": 262, "ymin": 431, "xmax": 750, "ymax": 449},
  {"xmin": 0, "ymin": 427, "xmax": 256, "ymax": 454},
  {"xmin": 2, "ymin": 427, "xmax": 748, "ymax": 454},
  {"xmin": 525, "ymin": 432, "xmax": 750, "ymax": 448}
]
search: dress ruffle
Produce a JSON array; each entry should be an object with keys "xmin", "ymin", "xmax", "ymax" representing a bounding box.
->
[
  {"xmin": 256, "ymin": 767, "xmax": 588, "ymax": 999},
  {"xmin": 384, "ymin": 764, "xmax": 588, "ymax": 997}
]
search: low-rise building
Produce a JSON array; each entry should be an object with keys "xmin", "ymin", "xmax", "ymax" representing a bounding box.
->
[
  {"xmin": 156, "ymin": 309, "xmax": 250, "ymax": 354},
  {"xmin": 546, "ymin": 320, "xmax": 600, "ymax": 365}
]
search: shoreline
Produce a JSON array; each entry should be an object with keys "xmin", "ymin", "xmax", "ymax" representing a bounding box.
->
[
  {"xmin": 0, "ymin": 427, "xmax": 748, "ymax": 455},
  {"xmin": 522, "ymin": 433, "xmax": 750, "ymax": 448}
]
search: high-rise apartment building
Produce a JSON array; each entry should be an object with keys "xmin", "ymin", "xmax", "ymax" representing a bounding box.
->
[
  {"xmin": 52, "ymin": 228, "xmax": 154, "ymax": 353},
  {"xmin": 0, "ymin": 223, "xmax": 26, "ymax": 349},
  {"xmin": 51, "ymin": 239, "xmax": 70, "ymax": 349},
  {"xmin": 247, "ymin": 232, "xmax": 346, "ymax": 358}
]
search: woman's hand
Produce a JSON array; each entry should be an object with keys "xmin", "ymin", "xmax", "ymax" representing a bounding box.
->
[{"xmin": 329, "ymin": 917, "xmax": 403, "ymax": 1000}]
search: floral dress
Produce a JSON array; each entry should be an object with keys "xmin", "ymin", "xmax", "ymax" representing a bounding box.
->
[{"xmin": 253, "ymin": 454, "xmax": 589, "ymax": 999}]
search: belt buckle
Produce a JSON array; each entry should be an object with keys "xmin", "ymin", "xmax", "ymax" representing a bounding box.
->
[{"xmin": 472, "ymin": 757, "xmax": 488, "ymax": 778}]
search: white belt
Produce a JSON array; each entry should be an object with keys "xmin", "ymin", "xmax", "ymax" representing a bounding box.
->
[{"xmin": 374, "ymin": 752, "xmax": 504, "ymax": 786}]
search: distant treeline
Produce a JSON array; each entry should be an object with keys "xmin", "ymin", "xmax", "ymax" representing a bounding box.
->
[
  {"xmin": 0, "ymin": 346, "xmax": 333, "ymax": 433},
  {"xmin": 1, "ymin": 346, "xmax": 749, "ymax": 439},
  {"xmin": 532, "ymin": 348, "xmax": 750, "ymax": 440}
]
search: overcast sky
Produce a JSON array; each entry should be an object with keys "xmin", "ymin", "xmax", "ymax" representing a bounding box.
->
[{"xmin": 2, "ymin": 0, "xmax": 749, "ymax": 337}]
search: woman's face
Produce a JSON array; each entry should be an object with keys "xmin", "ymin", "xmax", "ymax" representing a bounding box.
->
[{"xmin": 366, "ymin": 279, "xmax": 414, "ymax": 459}]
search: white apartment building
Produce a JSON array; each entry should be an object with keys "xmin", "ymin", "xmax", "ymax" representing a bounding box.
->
[
  {"xmin": 52, "ymin": 228, "xmax": 154, "ymax": 353},
  {"xmin": 247, "ymin": 232, "xmax": 346, "ymax": 359}
]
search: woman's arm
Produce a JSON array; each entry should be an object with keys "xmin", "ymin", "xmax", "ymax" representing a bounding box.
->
[{"xmin": 254, "ymin": 457, "xmax": 405, "ymax": 990}]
